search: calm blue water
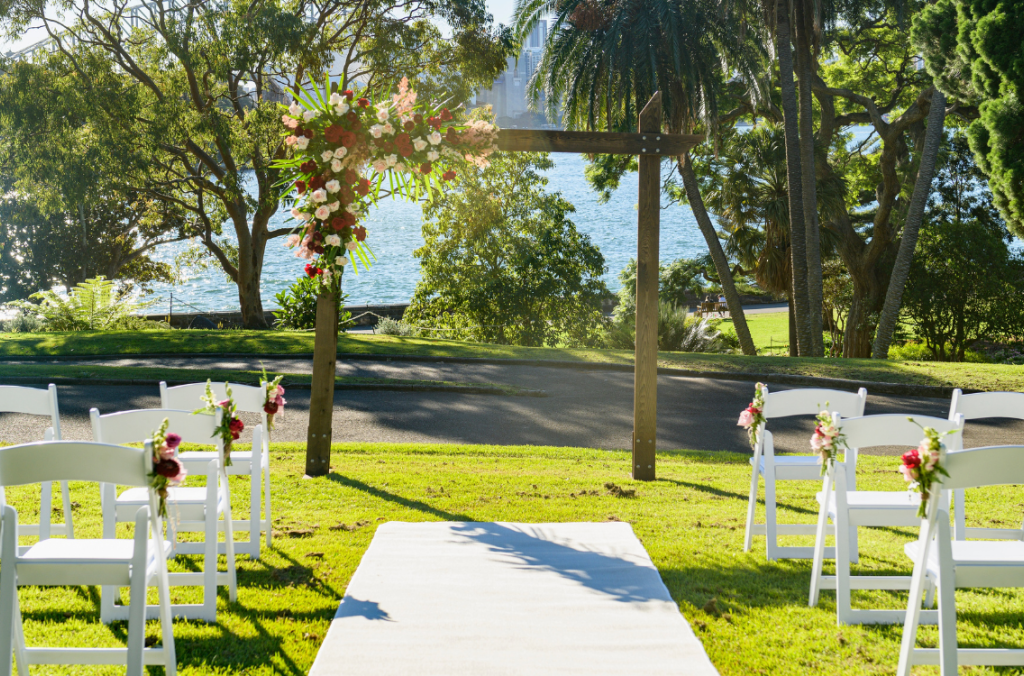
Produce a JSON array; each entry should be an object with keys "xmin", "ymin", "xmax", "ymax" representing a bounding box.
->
[{"xmin": 142, "ymin": 153, "xmax": 707, "ymax": 312}]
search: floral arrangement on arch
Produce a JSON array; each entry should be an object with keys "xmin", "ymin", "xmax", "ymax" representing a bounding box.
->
[
  {"xmin": 737, "ymin": 382, "xmax": 767, "ymax": 450},
  {"xmin": 261, "ymin": 368, "xmax": 286, "ymax": 431},
  {"xmin": 194, "ymin": 381, "xmax": 244, "ymax": 466},
  {"xmin": 900, "ymin": 421, "xmax": 951, "ymax": 518},
  {"xmin": 275, "ymin": 76, "xmax": 499, "ymax": 286},
  {"xmin": 810, "ymin": 407, "xmax": 845, "ymax": 475},
  {"xmin": 149, "ymin": 418, "xmax": 187, "ymax": 517}
]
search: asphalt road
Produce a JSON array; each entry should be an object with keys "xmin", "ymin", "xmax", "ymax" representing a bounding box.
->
[{"xmin": 0, "ymin": 356, "xmax": 1020, "ymax": 454}]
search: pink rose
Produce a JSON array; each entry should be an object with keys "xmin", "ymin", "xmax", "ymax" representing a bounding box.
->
[
  {"xmin": 899, "ymin": 464, "xmax": 918, "ymax": 483},
  {"xmin": 217, "ymin": 399, "xmax": 231, "ymax": 409},
  {"xmin": 737, "ymin": 409, "xmax": 753, "ymax": 428},
  {"xmin": 810, "ymin": 433, "xmax": 823, "ymax": 451}
]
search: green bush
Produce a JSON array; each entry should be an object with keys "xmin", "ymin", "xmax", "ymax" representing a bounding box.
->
[
  {"xmin": 888, "ymin": 341, "xmax": 989, "ymax": 363},
  {"xmin": 604, "ymin": 302, "xmax": 737, "ymax": 353},
  {"xmin": 273, "ymin": 276, "xmax": 351, "ymax": 331},
  {"xmin": 376, "ymin": 317, "xmax": 415, "ymax": 336},
  {"xmin": 9, "ymin": 276, "xmax": 164, "ymax": 331},
  {"xmin": 0, "ymin": 308, "xmax": 42, "ymax": 333}
]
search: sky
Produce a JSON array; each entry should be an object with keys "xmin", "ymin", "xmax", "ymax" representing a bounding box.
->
[{"xmin": 1, "ymin": 0, "xmax": 520, "ymax": 54}]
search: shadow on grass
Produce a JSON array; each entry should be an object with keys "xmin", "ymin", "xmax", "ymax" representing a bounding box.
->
[{"xmin": 326, "ymin": 472, "xmax": 475, "ymax": 522}]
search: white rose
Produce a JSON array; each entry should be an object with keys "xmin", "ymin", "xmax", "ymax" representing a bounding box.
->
[
  {"xmin": 315, "ymin": 205, "xmax": 331, "ymax": 220},
  {"xmin": 326, "ymin": 234, "xmax": 341, "ymax": 247},
  {"xmin": 334, "ymin": 102, "xmax": 350, "ymax": 115},
  {"xmin": 376, "ymin": 109, "xmax": 389, "ymax": 122},
  {"xmin": 334, "ymin": 147, "xmax": 348, "ymax": 159},
  {"xmin": 386, "ymin": 154, "xmax": 397, "ymax": 167},
  {"xmin": 298, "ymin": 211, "xmax": 311, "ymax": 221},
  {"xmin": 329, "ymin": 92, "xmax": 342, "ymax": 105},
  {"xmin": 302, "ymin": 109, "xmax": 318, "ymax": 122},
  {"xmin": 370, "ymin": 125, "xmax": 383, "ymax": 139},
  {"xmin": 427, "ymin": 150, "xmax": 440, "ymax": 162},
  {"xmin": 321, "ymin": 150, "xmax": 334, "ymax": 162},
  {"xmin": 346, "ymin": 204, "xmax": 358, "ymax": 214},
  {"xmin": 383, "ymin": 122, "xmax": 394, "ymax": 135},
  {"xmin": 288, "ymin": 102, "xmax": 302, "ymax": 116},
  {"xmin": 326, "ymin": 180, "xmax": 341, "ymax": 193},
  {"xmin": 290, "ymin": 208, "xmax": 302, "ymax": 219},
  {"xmin": 346, "ymin": 241, "xmax": 358, "ymax": 251},
  {"xmin": 329, "ymin": 201, "xmax": 340, "ymax": 212},
  {"xmin": 428, "ymin": 131, "xmax": 442, "ymax": 145},
  {"xmin": 331, "ymin": 159, "xmax": 343, "ymax": 173},
  {"xmin": 311, "ymin": 189, "xmax": 327, "ymax": 203},
  {"xmin": 372, "ymin": 159, "xmax": 388, "ymax": 173},
  {"xmin": 395, "ymin": 163, "xmax": 407, "ymax": 173},
  {"xmin": 322, "ymin": 269, "xmax": 333, "ymax": 282},
  {"xmin": 335, "ymin": 256, "xmax": 349, "ymax": 266},
  {"xmin": 413, "ymin": 138, "xmax": 428, "ymax": 152},
  {"xmin": 295, "ymin": 137, "xmax": 310, "ymax": 150}
]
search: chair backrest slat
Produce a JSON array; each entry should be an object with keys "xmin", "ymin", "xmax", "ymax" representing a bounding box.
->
[
  {"xmin": 950, "ymin": 389, "xmax": 1024, "ymax": 422},
  {"xmin": 0, "ymin": 384, "xmax": 57, "ymax": 418},
  {"xmin": 0, "ymin": 441, "xmax": 151, "ymax": 487},
  {"xmin": 838, "ymin": 414, "xmax": 963, "ymax": 450},
  {"xmin": 761, "ymin": 387, "xmax": 867, "ymax": 419},
  {"xmin": 160, "ymin": 381, "xmax": 265, "ymax": 413},
  {"xmin": 942, "ymin": 445, "xmax": 1024, "ymax": 490},
  {"xmin": 91, "ymin": 408, "xmax": 221, "ymax": 446}
]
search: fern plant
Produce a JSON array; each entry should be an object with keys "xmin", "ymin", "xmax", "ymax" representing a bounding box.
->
[{"xmin": 12, "ymin": 276, "xmax": 160, "ymax": 331}]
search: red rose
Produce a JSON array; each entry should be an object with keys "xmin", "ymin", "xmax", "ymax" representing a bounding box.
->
[
  {"xmin": 404, "ymin": 121, "xmax": 415, "ymax": 131},
  {"xmin": 901, "ymin": 449, "xmax": 922, "ymax": 469},
  {"xmin": 395, "ymin": 133, "xmax": 411, "ymax": 146},
  {"xmin": 357, "ymin": 97, "xmax": 370, "ymax": 107},
  {"xmin": 356, "ymin": 179, "xmax": 370, "ymax": 196},
  {"xmin": 346, "ymin": 111, "xmax": 360, "ymax": 125},
  {"xmin": 231, "ymin": 430, "xmax": 241, "ymax": 441},
  {"xmin": 440, "ymin": 108, "xmax": 453, "ymax": 121},
  {"xmin": 324, "ymin": 124, "xmax": 344, "ymax": 143},
  {"xmin": 229, "ymin": 417, "xmax": 245, "ymax": 434},
  {"xmin": 155, "ymin": 457, "xmax": 183, "ymax": 479},
  {"xmin": 295, "ymin": 180, "xmax": 307, "ymax": 194},
  {"xmin": 313, "ymin": 243, "xmax": 325, "ymax": 254},
  {"xmin": 413, "ymin": 114, "xmax": 423, "ymax": 124},
  {"xmin": 165, "ymin": 433, "xmax": 182, "ymax": 449},
  {"xmin": 344, "ymin": 169, "xmax": 358, "ymax": 184},
  {"xmin": 340, "ymin": 130, "xmax": 356, "ymax": 147},
  {"xmin": 331, "ymin": 217, "xmax": 346, "ymax": 231},
  {"xmin": 264, "ymin": 402, "xmax": 279, "ymax": 415},
  {"xmin": 342, "ymin": 213, "xmax": 356, "ymax": 227},
  {"xmin": 442, "ymin": 169, "xmax": 456, "ymax": 181},
  {"xmin": 446, "ymin": 127, "xmax": 460, "ymax": 142},
  {"xmin": 308, "ymin": 175, "xmax": 326, "ymax": 191},
  {"xmin": 353, "ymin": 226, "xmax": 367, "ymax": 241},
  {"xmin": 399, "ymin": 145, "xmax": 414, "ymax": 158},
  {"xmin": 420, "ymin": 162, "xmax": 432, "ymax": 174},
  {"xmin": 302, "ymin": 128, "xmax": 315, "ymax": 139},
  {"xmin": 343, "ymin": 89, "xmax": 354, "ymax": 100},
  {"xmin": 300, "ymin": 160, "xmax": 318, "ymax": 174},
  {"xmin": 428, "ymin": 116, "xmax": 442, "ymax": 129},
  {"xmin": 305, "ymin": 263, "xmax": 318, "ymax": 278}
]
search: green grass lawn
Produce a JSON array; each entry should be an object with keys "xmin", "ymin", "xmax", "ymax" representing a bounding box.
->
[
  {"xmin": 5, "ymin": 442, "xmax": 1023, "ymax": 674},
  {"xmin": 2, "ymin": 325, "xmax": 1022, "ymax": 392},
  {"xmin": 719, "ymin": 312, "xmax": 792, "ymax": 356},
  {"xmin": 0, "ymin": 364, "xmax": 533, "ymax": 395}
]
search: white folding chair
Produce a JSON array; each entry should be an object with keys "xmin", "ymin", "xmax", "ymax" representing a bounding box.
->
[
  {"xmin": 0, "ymin": 440, "xmax": 176, "ymax": 676},
  {"xmin": 91, "ymin": 407, "xmax": 237, "ymax": 624},
  {"xmin": 0, "ymin": 384, "xmax": 74, "ymax": 542},
  {"xmin": 948, "ymin": 388, "xmax": 1024, "ymax": 540},
  {"xmin": 161, "ymin": 381, "xmax": 272, "ymax": 559},
  {"xmin": 898, "ymin": 444, "xmax": 1024, "ymax": 674},
  {"xmin": 743, "ymin": 386, "xmax": 868, "ymax": 560},
  {"xmin": 809, "ymin": 413, "xmax": 964, "ymax": 625}
]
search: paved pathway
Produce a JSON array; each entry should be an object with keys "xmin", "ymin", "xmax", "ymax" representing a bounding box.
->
[{"xmin": 1, "ymin": 356, "xmax": 1019, "ymax": 454}]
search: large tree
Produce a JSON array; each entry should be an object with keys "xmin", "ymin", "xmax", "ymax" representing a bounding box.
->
[
  {"xmin": 514, "ymin": 0, "xmax": 763, "ymax": 356},
  {"xmin": 0, "ymin": 0, "xmax": 508, "ymax": 327}
]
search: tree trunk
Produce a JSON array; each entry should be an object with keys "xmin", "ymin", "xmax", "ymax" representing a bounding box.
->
[
  {"xmin": 305, "ymin": 281, "xmax": 341, "ymax": 476},
  {"xmin": 776, "ymin": 0, "xmax": 812, "ymax": 356},
  {"xmin": 871, "ymin": 90, "xmax": 947, "ymax": 359},
  {"xmin": 677, "ymin": 156, "xmax": 757, "ymax": 355},
  {"xmin": 236, "ymin": 219, "xmax": 270, "ymax": 329},
  {"xmin": 794, "ymin": 0, "xmax": 824, "ymax": 356},
  {"xmin": 788, "ymin": 280, "xmax": 797, "ymax": 357}
]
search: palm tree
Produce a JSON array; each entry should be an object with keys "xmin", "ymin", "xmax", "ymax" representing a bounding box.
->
[{"xmin": 514, "ymin": 0, "xmax": 764, "ymax": 356}]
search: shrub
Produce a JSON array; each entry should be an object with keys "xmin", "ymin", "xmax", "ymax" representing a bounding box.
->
[
  {"xmin": 273, "ymin": 276, "xmax": 351, "ymax": 331},
  {"xmin": 604, "ymin": 302, "xmax": 736, "ymax": 353},
  {"xmin": 0, "ymin": 307, "xmax": 42, "ymax": 333},
  {"xmin": 889, "ymin": 341, "xmax": 989, "ymax": 363},
  {"xmin": 376, "ymin": 317, "xmax": 415, "ymax": 336},
  {"xmin": 9, "ymin": 276, "xmax": 164, "ymax": 331}
]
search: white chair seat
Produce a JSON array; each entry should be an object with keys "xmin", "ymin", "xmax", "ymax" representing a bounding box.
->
[
  {"xmin": 906, "ymin": 540, "xmax": 1024, "ymax": 588},
  {"xmin": 21, "ymin": 538, "xmax": 137, "ymax": 564},
  {"xmin": 118, "ymin": 487, "xmax": 211, "ymax": 506},
  {"xmin": 817, "ymin": 490, "xmax": 920, "ymax": 511},
  {"xmin": 178, "ymin": 450, "xmax": 254, "ymax": 473},
  {"xmin": 753, "ymin": 455, "xmax": 821, "ymax": 469}
]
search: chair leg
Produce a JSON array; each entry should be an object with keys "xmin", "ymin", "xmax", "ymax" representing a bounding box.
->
[
  {"xmin": 156, "ymin": 539, "xmax": 177, "ymax": 676},
  {"xmin": 264, "ymin": 458, "xmax": 273, "ymax": 549},
  {"xmin": 897, "ymin": 570, "xmax": 930, "ymax": 676},
  {"xmin": 764, "ymin": 470, "xmax": 778, "ymax": 560},
  {"xmin": 223, "ymin": 497, "xmax": 238, "ymax": 603},
  {"xmin": 834, "ymin": 511, "xmax": 853, "ymax": 625},
  {"xmin": 0, "ymin": 537, "xmax": 17, "ymax": 676},
  {"xmin": 60, "ymin": 481, "xmax": 74, "ymax": 539},
  {"xmin": 249, "ymin": 468, "xmax": 261, "ymax": 560},
  {"xmin": 743, "ymin": 464, "xmax": 759, "ymax": 553},
  {"xmin": 12, "ymin": 599, "xmax": 27, "ymax": 676},
  {"xmin": 126, "ymin": 555, "xmax": 148, "ymax": 676},
  {"xmin": 936, "ymin": 568, "xmax": 958, "ymax": 676},
  {"xmin": 953, "ymin": 488, "xmax": 966, "ymax": 541},
  {"xmin": 808, "ymin": 496, "xmax": 831, "ymax": 607},
  {"xmin": 38, "ymin": 481, "xmax": 52, "ymax": 541},
  {"xmin": 202, "ymin": 511, "xmax": 217, "ymax": 624}
]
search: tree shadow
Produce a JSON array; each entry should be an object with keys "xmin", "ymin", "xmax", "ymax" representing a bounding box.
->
[{"xmin": 326, "ymin": 473, "xmax": 475, "ymax": 522}]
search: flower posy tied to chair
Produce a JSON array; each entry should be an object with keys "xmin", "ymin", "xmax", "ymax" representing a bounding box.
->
[
  {"xmin": 273, "ymin": 76, "xmax": 499, "ymax": 287},
  {"xmin": 150, "ymin": 418, "xmax": 187, "ymax": 517},
  {"xmin": 195, "ymin": 381, "xmax": 244, "ymax": 466},
  {"xmin": 261, "ymin": 367, "xmax": 286, "ymax": 431},
  {"xmin": 810, "ymin": 406, "xmax": 845, "ymax": 475},
  {"xmin": 900, "ymin": 420, "xmax": 951, "ymax": 518},
  {"xmin": 737, "ymin": 383, "xmax": 767, "ymax": 450}
]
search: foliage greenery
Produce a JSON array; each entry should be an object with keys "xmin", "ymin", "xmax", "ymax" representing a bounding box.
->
[
  {"xmin": 4, "ymin": 442, "xmax": 1024, "ymax": 675},
  {"xmin": 406, "ymin": 152, "xmax": 609, "ymax": 347},
  {"xmin": 605, "ymin": 302, "xmax": 738, "ymax": 354},
  {"xmin": 273, "ymin": 276, "xmax": 351, "ymax": 331},
  {"xmin": 7, "ymin": 276, "xmax": 163, "ymax": 331}
]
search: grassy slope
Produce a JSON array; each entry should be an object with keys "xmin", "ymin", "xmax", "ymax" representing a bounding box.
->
[
  {"xmin": 0, "ymin": 363, "xmax": 529, "ymax": 394},
  {"xmin": 7, "ymin": 442, "xmax": 1021, "ymax": 675}
]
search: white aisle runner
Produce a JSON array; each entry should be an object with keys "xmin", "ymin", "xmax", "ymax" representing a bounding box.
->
[{"xmin": 310, "ymin": 521, "xmax": 719, "ymax": 675}]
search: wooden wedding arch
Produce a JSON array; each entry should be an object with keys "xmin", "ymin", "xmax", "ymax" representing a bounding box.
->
[{"xmin": 305, "ymin": 92, "xmax": 703, "ymax": 481}]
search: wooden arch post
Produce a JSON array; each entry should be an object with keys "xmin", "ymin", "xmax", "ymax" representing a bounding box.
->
[{"xmin": 303, "ymin": 92, "xmax": 702, "ymax": 480}]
